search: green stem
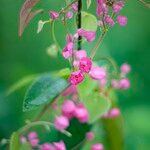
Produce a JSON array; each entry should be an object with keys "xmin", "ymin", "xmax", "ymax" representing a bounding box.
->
[{"xmin": 90, "ymin": 31, "xmax": 107, "ymax": 59}]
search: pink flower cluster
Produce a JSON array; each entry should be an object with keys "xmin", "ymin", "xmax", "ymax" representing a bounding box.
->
[
  {"xmin": 54, "ymin": 100, "xmax": 89, "ymax": 131},
  {"xmin": 20, "ymin": 132, "xmax": 39, "ymax": 148},
  {"xmin": 20, "ymin": 132, "xmax": 66, "ymax": 150},
  {"xmin": 111, "ymin": 63, "xmax": 131, "ymax": 89},
  {"xmin": 96, "ymin": 0, "xmax": 127, "ymax": 27},
  {"xmin": 49, "ymin": 2, "xmax": 78, "ymax": 21}
]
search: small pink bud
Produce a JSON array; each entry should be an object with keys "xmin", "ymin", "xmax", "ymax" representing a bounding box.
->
[
  {"xmin": 109, "ymin": 108, "xmax": 120, "ymax": 118},
  {"xmin": 30, "ymin": 139, "xmax": 39, "ymax": 147},
  {"xmin": 28, "ymin": 132, "xmax": 38, "ymax": 140},
  {"xmin": 89, "ymin": 67, "xmax": 106, "ymax": 80},
  {"xmin": 54, "ymin": 115, "xmax": 69, "ymax": 131},
  {"xmin": 20, "ymin": 136, "xmax": 27, "ymax": 143},
  {"xmin": 74, "ymin": 50, "xmax": 87, "ymax": 60},
  {"xmin": 91, "ymin": 143, "xmax": 104, "ymax": 150},
  {"xmin": 79, "ymin": 57, "xmax": 92, "ymax": 73},
  {"xmin": 77, "ymin": 28, "xmax": 96, "ymax": 42},
  {"xmin": 100, "ymin": 78, "xmax": 107, "ymax": 88},
  {"xmin": 49, "ymin": 11, "xmax": 59, "ymax": 20},
  {"xmin": 119, "ymin": 78, "xmax": 130, "ymax": 89},
  {"xmin": 75, "ymin": 104, "xmax": 89, "ymax": 123},
  {"xmin": 96, "ymin": 0, "xmax": 108, "ymax": 16},
  {"xmin": 53, "ymin": 140, "xmax": 66, "ymax": 150},
  {"xmin": 104, "ymin": 15, "xmax": 115, "ymax": 27},
  {"xmin": 66, "ymin": 11, "xmax": 73, "ymax": 19},
  {"xmin": 69, "ymin": 71, "xmax": 84, "ymax": 85},
  {"xmin": 40, "ymin": 143, "xmax": 55, "ymax": 150},
  {"xmin": 111, "ymin": 79, "xmax": 119, "ymax": 89},
  {"xmin": 117, "ymin": 16, "xmax": 127, "ymax": 26},
  {"xmin": 72, "ymin": 2, "xmax": 78, "ymax": 12},
  {"xmin": 66, "ymin": 34, "xmax": 73, "ymax": 43},
  {"xmin": 62, "ymin": 42, "xmax": 73, "ymax": 59},
  {"xmin": 86, "ymin": 132, "xmax": 95, "ymax": 141},
  {"xmin": 120, "ymin": 63, "xmax": 131, "ymax": 74},
  {"xmin": 62, "ymin": 100, "xmax": 76, "ymax": 119}
]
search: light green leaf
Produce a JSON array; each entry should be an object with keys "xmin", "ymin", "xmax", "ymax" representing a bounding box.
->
[
  {"xmin": 23, "ymin": 74, "xmax": 68, "ymax": 111},
  {"xmin": 6, "ymin": 74, "xmax": 38, "ymax": 96},
  {"xmin": 81, "ymin": 11, "xmax": 97, "ymax": 31},
  {"xmin": 83, "ymin": 92, "xmax": 111, "ymax": 123},
  {"xmin": 77, "ymin": 75, "xmax": 97, "ymax": 100},
  {"xmin": 86, "ymin": 0, "xmax": 92, "ymax": 9},
  {"xmin": 10, "ymin": 132, "xmax": 20, "ymax": 150}
]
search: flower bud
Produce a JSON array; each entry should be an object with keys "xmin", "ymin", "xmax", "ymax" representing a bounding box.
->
[
  {"xmin": 119, "ymin": 78, "xmax": 130, "ymax": 89},
  {"xmin": 53, "ymin": 141, "xmax": 66, "ymax": 150},
  {"xmin": 86, "ymin": 132, "xmax": 95, "ymax": 141},
  {"xmin": 49, "ymin": 11, "xmax": 59, "ymax": 20},
  {"xmin": 117, "ymin": 16, "xmax": 127, "ymax": 26},
  {"xmin": 120, "ymin": 63, "xmax": 131, "ymax": 75},
  {"xmin": 54, "ymin": 115, "xmax": 69, "ymax": 131},
  {"xmin": 91, "ymin": 143, "xmax": 104, "ymax": 150}
]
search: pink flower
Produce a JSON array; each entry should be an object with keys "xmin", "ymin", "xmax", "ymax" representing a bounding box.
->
[
  {"xmin": 79, "ymin": 57, "xmax": 92, "ymax": 73},
  {"xmin": 96, "ymin": 0, "xmax": 108, "ymax": 16},
  {"xmin": 104, "ymin": 15, "xmax": 115, "ymax": 27},
  {"xmin": 30, "ymin": 139, "xmax": 39, "ymax": 147},
  {"xmin": 74, "ymin": 50, "xmax": 87, "ymax": 60},
  {"xmin": 72, "ymin": 2, "xmax": 78, "ymax": 12},
  {"xmin": 91, "ymin": 143, "xmax": 104, "ymax": 150},
  {"xmin": 89, "ymin": 67, "xmax": 106, "ymax": 80},
  {"xmin": 62, "ymin": 100, "xmax": 76, "ymax": 119},
  {"xmin": 54, "ymin": 115, "xmax": 69, "ymax": 131},
  {"xmin": 111, "ymin": 79, "xmax": 119, "ymax": 89},
  {"xmin": 120, "ymin": 63, "xmax": 131, "ymax": 74},
  {"xmin": 49, "ymin": 11, "xmax": 59, "ymax": 20},
  {"xmin": 119, "ymin": 78, "xmax": 130, "ymax": 89},
  {"xmin": 66, "ymin": 11, "xmax": 73, "ymax": 19},
  {"xmin": 40, "ymin": 143, "xmax": 55, "ymax": 150},
  {"xmin": 117, "ymin": 16, "xmax": 127, "ymax": 26},
  {"xmin": 69, "ymin": 71, "xmax": 84, "ymax": 85},
  {"xmin": 62, "ymin": 42, "xmax": 73, "ymax": 59},
  {"xmin": 28, "ymin": 132, "xmax": 38, "ymax": 140},
  {"xmin": 109, "ymin": 108, "xmax": 120, "ymax": 118},
  {"xmin": 112, "ymin": 1, "xmax": 124, "ymax": 14},
  {"xmin": 77, "ymin": 28, "xmax": 96, "ymax": 42},
  {"xmin": 53, "ymin": 141, "xmax": 66, "ymax": 150},
  {"xmin": 86, "ymin": 132, "xmax": 95, "ymax": 141},
  {"xmin": 62, "ymin": 85, "xmax": 77, "ymax": 96},
  {"xmin": 74, "ymin": 104, "xmax": 89, "ymax": 123}
]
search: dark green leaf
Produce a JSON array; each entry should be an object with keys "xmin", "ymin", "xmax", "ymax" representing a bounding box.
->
[
  {"xmin": 9, "ymin": 132, "xmax": 20, "ymax": 150},
  {"xmin": 23, "ymin": 74, "xmax": 68, "ymax": 111}
]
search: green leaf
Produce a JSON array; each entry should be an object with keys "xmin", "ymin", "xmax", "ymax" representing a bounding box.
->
[
  {"xmin": 23, "ymin": 74, "xmax": 68, "ymax": 111},
  {"xmin": 81, "ymin": 11, "xmax": 97, "ymax": 32},
  {"xmin": 6, "ymin": 74, "xmax": 38, "ymax": 96},
  {"xmin": 102, "ymin": 116, "xmax": 124, "ymax": 150},
  {"xmin": 20, "ymin": 143, "xmax": 32, "ymax": 150},
  {"xmin": 86, "ymin": 0, "xmax": 92, "ymax": 9},
  {"xmin": 9, "ymin": 132, "xmax": 20, "ymax": 150},
  {"xmin": 83, "ymin": 92, "xmax": 111, "ymax": 123},
  {"xmin": 77, "ymin": 75, "xmax": 97, "ymax": 100}
]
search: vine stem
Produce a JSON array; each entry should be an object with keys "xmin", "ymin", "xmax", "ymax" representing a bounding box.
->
[
  {"xmin": 18, "ymin": 121, "xmax": 71, "ymax": 137},
  {"xmin": 90, "ymin": 31, "xmax": 107, "ymax": 59}
]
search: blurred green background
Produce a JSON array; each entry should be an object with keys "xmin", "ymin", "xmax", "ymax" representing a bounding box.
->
[{"xmin": 0, "ymin": 0, "xmax": 150, "ymax": 149}]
